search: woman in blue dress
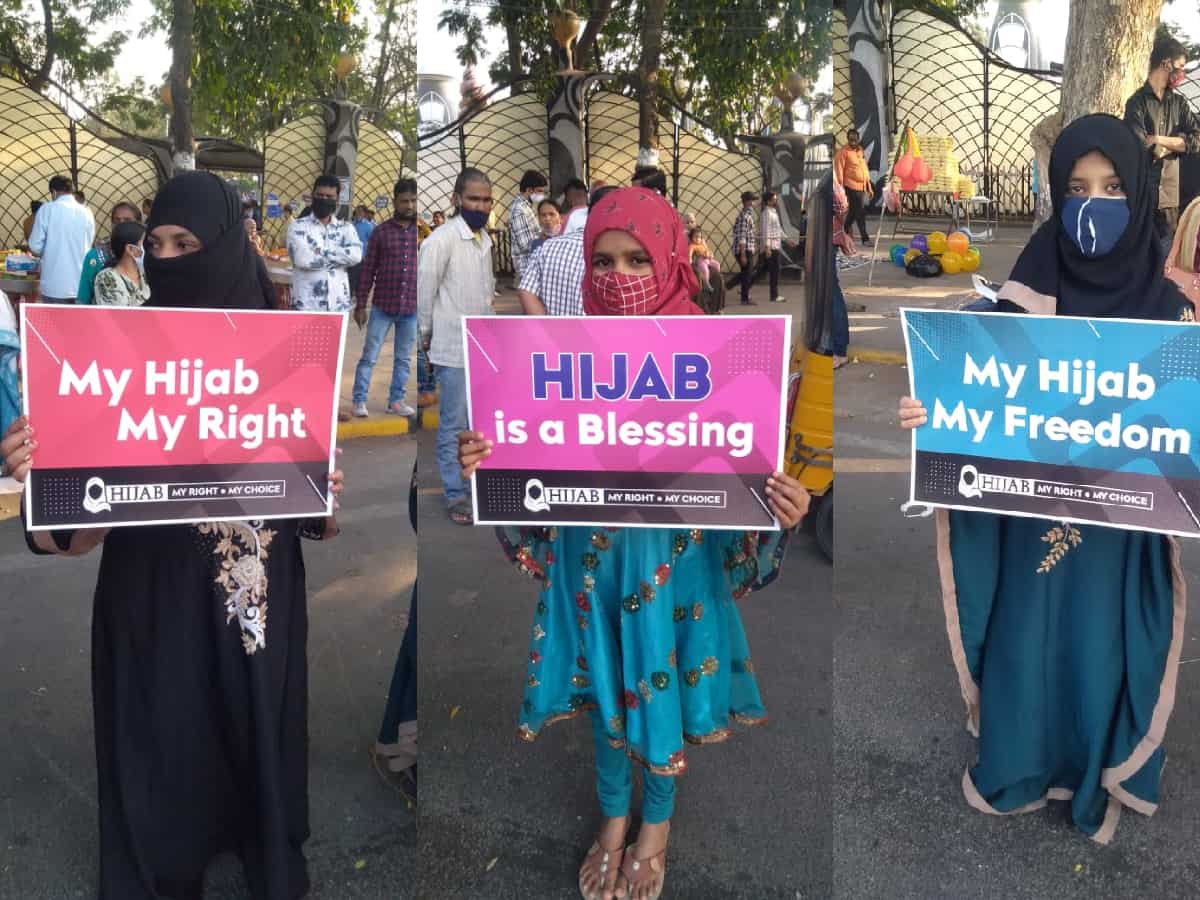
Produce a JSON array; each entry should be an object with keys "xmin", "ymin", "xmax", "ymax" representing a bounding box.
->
[
  {"xmin": 459, "ymin": 186, "xmax": 809, "ymax": 899},
  {"xmin": 900, "ymin": 115, "xmax": 1193, "ymax": 844}
]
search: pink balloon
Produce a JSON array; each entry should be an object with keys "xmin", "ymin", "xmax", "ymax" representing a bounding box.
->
[
  {"xmin": 916, "ymin": 160, "xmax": 933, "ymax": 183},
  {"xmin": 894, "ymin": 154, "xmax": 915, "ymax": 180}
]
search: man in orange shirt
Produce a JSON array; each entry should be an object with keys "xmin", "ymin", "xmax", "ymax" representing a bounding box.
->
[{"xmin": 834, "ymin": 127, "xmax": 874, "ymax": 243}]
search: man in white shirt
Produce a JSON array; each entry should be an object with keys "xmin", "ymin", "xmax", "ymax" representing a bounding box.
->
[
  {"xmin": 507, "ymin": 169, "xmax": 548, "ymax": 282},
  {"xmin": 29, "ymin": 175, "xmax": 95, "ymax": 303},
  {"xmin": 560, "ymin": 178, "xmax": 590, "ymax": 235},
  {"xmin": 288, "ymin": 174, "xmax": 363, "ymax": 420},
  {"xmin": 287, "ymin": 174, "xmax": 363, "ymax": 313},
  {"xmin": 418, "ymin": 167, "xmax": 496, "ymax": 525}
]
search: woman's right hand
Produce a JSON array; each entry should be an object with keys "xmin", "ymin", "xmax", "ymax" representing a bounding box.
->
[
  {"xmin": 1, "ymin": 416, "xmax": 36, "ymax": 482},
  {"xmin": 458, "ymin": 430, "xmax": 493, "ymax": 480},
  {"xmin": 898, "ymin": 397, "xmax": 927, "ymax": 430}
]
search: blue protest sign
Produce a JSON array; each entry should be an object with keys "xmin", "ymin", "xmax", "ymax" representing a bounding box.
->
[
  {"xmin": 902, "ymin": 307, "xmax": 1200, "ymax": 536},
  {"xmin": 265, "ymin": 192, "xmax": 282, "ymax": 219}
]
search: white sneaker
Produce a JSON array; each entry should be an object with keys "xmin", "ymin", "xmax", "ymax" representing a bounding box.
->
[
  {"xmin": 352, "ymin": 402, "xmax": 369, "ymax": 417},
  {"xmin": 388, "ymin": 402, "xmax": 416, "ymax": 416}
]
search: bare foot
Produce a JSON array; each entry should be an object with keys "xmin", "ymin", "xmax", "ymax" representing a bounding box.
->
[
  {"xmin": 616, "ymin": 820, "xmax": 669, "ymax": 900},
  {"xmin": 579, "ymin": 815, "xmax": 628, "ymax": 900}
]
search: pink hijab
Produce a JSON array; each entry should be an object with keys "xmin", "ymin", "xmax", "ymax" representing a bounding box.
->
[{"xmin": 581, "ymin": 186, "xmax": 703, "ymax": 317}]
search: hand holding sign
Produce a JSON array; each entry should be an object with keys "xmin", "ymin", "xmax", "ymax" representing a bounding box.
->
[
  {"xmin": 765, "ymin": 470, "xmax": 810, "ymax": 529},
  {"xmin": 458, "ymin": 430, "xmax": 491, "ymax": 480},
  {"xmin": 1, "ymin": 416, "xmax": 35, "ymax": 481},
  {"xmin": 898, "ymin": 396, "xmax": 927, "ymax": 429}
]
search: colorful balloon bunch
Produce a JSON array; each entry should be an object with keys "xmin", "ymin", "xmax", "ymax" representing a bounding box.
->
[{"xmin": 889, "ymin": 230, "xmax": 981, "ymax": 276}]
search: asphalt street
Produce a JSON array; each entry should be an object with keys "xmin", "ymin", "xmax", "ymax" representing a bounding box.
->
[
  {"xmin": 0, "ymin": 436, "xmax": 417, "ymax": 899},
  {"xmin": 416, "ymin": 429, "xmax": 833, "ymax": 899},
  {"xmin": 834, "ymin": 359, "xmax": 1200, "ymax": 899}
]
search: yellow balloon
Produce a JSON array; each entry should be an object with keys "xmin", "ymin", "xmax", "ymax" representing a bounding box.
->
[
  {"xmin": 927, "ymin": 231, "xmax": 948, "ymax": 255},
  {"xmin": 963, "ymin": 247, "xmax": 981, "ymax": 272},
  {"xmin": 940, "ymin": 251, "xmax": 963, "ymax": 274},
  {"xmin": 904, "ymin": 248, "xmax": 920, "ymax": 266}
]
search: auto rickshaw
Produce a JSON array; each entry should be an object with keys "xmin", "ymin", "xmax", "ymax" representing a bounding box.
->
[{"xmin": 786, "ymin": 166, "xmax": 834, "ymax": 561}]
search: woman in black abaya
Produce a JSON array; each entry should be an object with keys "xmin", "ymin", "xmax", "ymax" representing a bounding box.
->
[{"xmin": 2, "ymin": 172, "xmax": 343, "ymax": 899}]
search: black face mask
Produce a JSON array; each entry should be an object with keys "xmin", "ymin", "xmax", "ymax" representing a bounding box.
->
[{"xmin": 312, "ymin": 197, "xmax": 337, "ymax": 219}]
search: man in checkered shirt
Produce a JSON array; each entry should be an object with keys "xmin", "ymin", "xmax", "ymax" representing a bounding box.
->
[
  {"xmin": 350, "ymin": 177, "xmax": 419, "ymax": 418},
  {"xmin": 729, "ymin": 190, "xmax": 759, "ymax": 305},
  {"xmin": 507, "ymin": 169, "xmax": 549, "ymax": 282},
  {"xmin": 517, "ymin": 186, "xmax": 618, "ymax": 316}
]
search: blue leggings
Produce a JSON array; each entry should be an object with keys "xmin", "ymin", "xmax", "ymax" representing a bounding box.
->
[{"xmin": 590, "ymin": 709, "xmax": 675, "ymax": 824}]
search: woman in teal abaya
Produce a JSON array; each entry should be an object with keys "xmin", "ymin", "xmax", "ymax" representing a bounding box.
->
[{"xmin": 900, "ymin": 115, "xmax": 1191, "ymax": 844}]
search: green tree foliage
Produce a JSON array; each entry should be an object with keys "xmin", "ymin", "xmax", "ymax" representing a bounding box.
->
[
  {"xmin": 1156, "ymin": 19, "xmax": 1200, "ymax": 64},
  {"xmin": 345, "ymin": 0, "xmax": 417, "ymax": 150},
  {"xmin": 146, "ymin": 0, "xmax": 366, "ymax": 145},
  {"xmin": 85, "ymin": 76, "xmax": 169, "ymax": 138},
  {"xmin": 0, "ymin": 0, "xmax": 127, "ymax": 95},
  {"xmin": 437, "ymin": 0, "xmax": 831, "ymax": 148}
]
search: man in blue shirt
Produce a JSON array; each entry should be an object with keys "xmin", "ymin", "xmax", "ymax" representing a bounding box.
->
[
  {"xmin": 29, "ymin": 175, "xmax": 95, "ymax": 303},
  {"xmin": 348, "ymin": 205, "xmax": 376, "ymax": 294}
]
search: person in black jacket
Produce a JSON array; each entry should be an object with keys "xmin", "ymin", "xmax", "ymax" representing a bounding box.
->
[{"xmin": 1123, "ymin": 34, "xmax": 1200, "ymax": 248}]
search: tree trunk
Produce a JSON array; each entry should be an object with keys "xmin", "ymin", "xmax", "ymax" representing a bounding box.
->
[
  {"xmin": 504, "ymin": 17, "xmax": 522, "ymax": 93},
  {"xmin": 1031, "ymin": 0, "xmax": 1162, "ymax": 227},
  {"xmin": 637, "ymin": 0, "xmax": 667, "ymax": 166},
  {"xmin": 369, "ymin": 0, "xmax": 397, "ymax": 118},
  {"xmin": 28, "ymin": 0, "xmax": 55, "ymax": 93},
  {"xmin": 576, "ymin": 0, "xmax": 615, "ymax": 71},
  {"xmin": 169, "ymin": 0, "xmax": 196, "ymax": 173}
]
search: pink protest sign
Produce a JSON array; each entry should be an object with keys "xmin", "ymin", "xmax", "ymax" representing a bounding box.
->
[
  {"xmin": 22, "ymin": 304, "xmax": 345, "ymax": 530},
  {"xmin": 463, "ymin": 315, "xmax": 791, "ymax": 529}
]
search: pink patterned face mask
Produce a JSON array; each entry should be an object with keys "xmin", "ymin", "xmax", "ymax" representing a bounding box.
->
[
  {"xmin": 1171, "ymin": 68, "xmax": 1187, "ymax": 90},
  {"xmin": 589, "ymin": 270, "xmax": 659, "ymax": 315}
]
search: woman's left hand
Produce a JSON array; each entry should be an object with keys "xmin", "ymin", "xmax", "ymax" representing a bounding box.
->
[
  {"xmin": 766, "ymin": 470, "xmax": 810, "ymax": 530},
  {"xmin": 327, "ymin": 448, "xmax": 344, "ymax": 510}
]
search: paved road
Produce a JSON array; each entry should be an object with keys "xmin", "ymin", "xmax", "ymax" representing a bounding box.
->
[
  {"xmin": 834, "ymin": 360, "xmax": 1200, "ymax": 899},
  {"xmin": 0, "ymin": 436, "xmax": 418, "ymax": 899},
  {"xmin": 838, "ymin": 223, "xmax": 1029, "ymax": 360},
  {"xmin": 416, "ymin": 431, "xmax": 833, "ymax": 899}
]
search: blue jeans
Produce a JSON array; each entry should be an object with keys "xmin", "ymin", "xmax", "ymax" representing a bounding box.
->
[
  {"xmin": 352, "ymin": 308, "xmax": 416, "ymax": 407},
  {"xmin": 831, "ymin": 267, "xmax": 849, "ymax": 356},
  {"xmin": 417, "ymin": 343, "xmax": 436, "ymax": 394},
  {"xmin": 378, "ymin": 585, "xmax": 416, "ymax": 743},
  {"xmin": 434, "ymin": 364, "xmax": 468, "ymax": 505}
]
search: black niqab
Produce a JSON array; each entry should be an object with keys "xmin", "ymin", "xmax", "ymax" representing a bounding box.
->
[
  {"xmin": 145, "ymin": 171, "xmax": 273, "ymax": 310},
  {"xmin": 1007, "ymin": 113, "xmax": 1188, "ymax": 322}
]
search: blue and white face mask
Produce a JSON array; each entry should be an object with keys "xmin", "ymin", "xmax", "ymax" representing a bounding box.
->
[{"xmin": 1060, "ymin": 196, "xmax": 1130, "ymax": 257}]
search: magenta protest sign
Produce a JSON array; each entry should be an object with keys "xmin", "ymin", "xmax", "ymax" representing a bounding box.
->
[{"xmin": 462, "ymin": 315, "xmax": 791, "ymax": 529}]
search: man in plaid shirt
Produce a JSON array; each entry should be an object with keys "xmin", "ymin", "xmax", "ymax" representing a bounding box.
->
[
  {"xmin": 508, "ymin": 169, "xmax": 548, "ymax": 281},
  {"xmin": 517, "ymin": 186, "xmax": 619, "ymax": 316},
  {"xmin": 729, "ymin": 191, "xmax": 759, "ymax": 305},
  {"xmin": 351, "ymin": 177, "xmax": 419, "ymax": 417}
]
